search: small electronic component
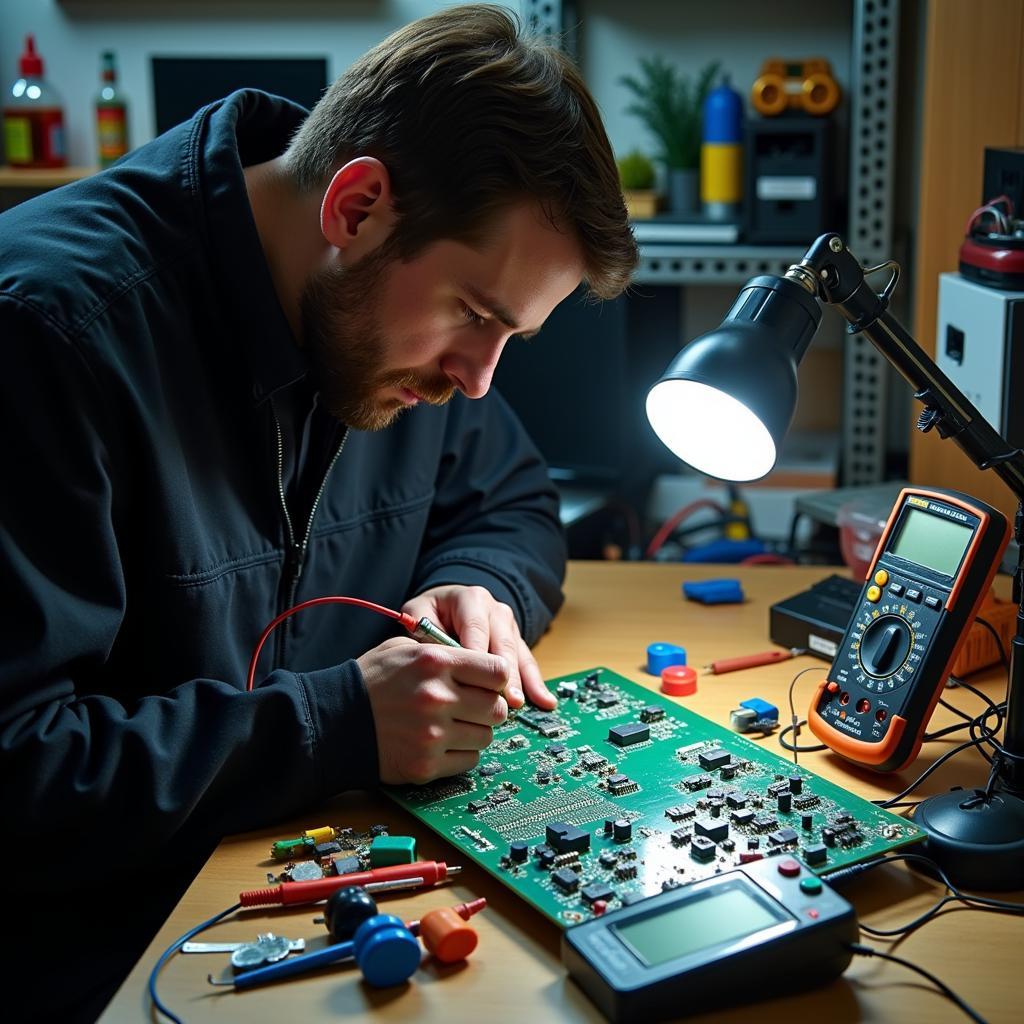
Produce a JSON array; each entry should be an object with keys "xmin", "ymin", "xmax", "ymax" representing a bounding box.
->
[
  {"xmin": 665, "ymin": 805, "xmax": 695, "ymax": 821},
  {"xmin": 519, "ymin": 711, "xmax": 564, "ymax": 737},
  {"xmin": 581, "ymin": 882, "xmax": 615, "ymax": 905},
  {"xmin": 726, "ymin": 793, "xmax": 746, "ymax": 809},
  {"xmin": 313, "ymin": 841, "xmax": 342, "ymax": 859},
  {"xmin": 546, "ymin": 822, "xmax": 591, "ymax": 854},
  {"xmin": 509, "ymin": 841, "xmax": 529, "ymax": 863},
  {"xmin": 609, "ymin": 722, "xmax": 649, "ymax": 747},
  {"xmin": 690, "ymin": 835, "xmax": 717, "ymax": 861},
  {"xmin": 694, "ymin": 818, "xmax": 729, "ymax": 843},
  {"xmin": 729, "ymin": 698, "xmax": 780, "ymax": 734},
  {"xmin": 552, "ymin": 868, "xmax": 581, "ymax": 893},
  {"xmin": 284, "ymin": 861, "xmax": 324, "ymax": 882},
  {"xmin": 545, "ymin": 743, "xmax": 568, "ymax": 758},
  {"xmin": 640, "ymin": 705, "xmax": 665, "ymax": 724},
  {"xmin": 331, "ymin": 855, "xmax": 362, "ymax": 876},
  {"xmin": 612, "ymin": 819, "xmax": 633, "ymax": 843},
  {"xmin": 479, "ymin": 762, "xmax": 502, "ymax": 777},
  {"xmin": 793, "ymin": 794, "xmax": 821, "ymax": 810},
  {"xmin": 752, "ymin": 815, "xmax": 779, "ymax": 833},
  {"xmin": 682, "ymin": 774, "xmax": 713, "ymax": 792},
  {"xmin": 581, "ymin": 753, "xmax": 608, "ymax": 770},
  {"xmin": 615, "ymin": 863, "xmax": 638, "ymax": 880},
  {"xmin": 596, "ymin": 692, "xmax": 619, "ymax": 708},
  {"xmin": 670, "ymin": 828, "xmax": 692, "ymax": 847},
  {"xmin": 557, "ymin": 681, "xmax": 579, "ymax": 699},
  {"xmin": 467, "ymin": 799, "xmax": 489, "ymax": 814},
  {"xmin": 731, "ymin": 809, "xmax": 755, "ymax": 827},
  {"xmin": 607, "ymin": 774, "xmax": 640, "ymax": 796},
  {"xmin": 803, "ymin": 843, "xmax": 828, "ymax": 866},
  {"xmin": 536, "ymin": 769, "xmax": 552, "ymax": 784},
  {"xmin": 698, "ymin": 747, "xmax": 731, "ymax": 771},
  {"xmin": 768, "ymin": 828, "xmax": 798, "ymax": 847}
]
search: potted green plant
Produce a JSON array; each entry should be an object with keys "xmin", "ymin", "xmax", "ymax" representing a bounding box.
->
[
  {"xmin": 617, "ymin": 149, "xmax": 660, "ymax": 219},
  {"xmin": 620, "ymin": 55, "xmax": 720, "ymax": 214}
]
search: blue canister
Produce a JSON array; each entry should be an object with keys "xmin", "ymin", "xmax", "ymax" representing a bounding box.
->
[{"xmin": 701, "ymin": 76, "xmax": 743, "ymax": 220}]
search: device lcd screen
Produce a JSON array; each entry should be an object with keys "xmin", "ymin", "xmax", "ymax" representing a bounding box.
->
[
  {"xmin": 613, "ymin": 883, "xmax": 788, "ymax": 967},
  {"xmin": 890, "ymin": 507, "xmax": 973, "ymax": 577}
]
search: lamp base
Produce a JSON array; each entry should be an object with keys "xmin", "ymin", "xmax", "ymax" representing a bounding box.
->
[{"xmin": 911, "ymin": 787, "xmax": 1024, "ymax": 890}]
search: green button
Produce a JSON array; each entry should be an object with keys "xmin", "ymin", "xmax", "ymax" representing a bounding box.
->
[{"xmin": 799, "ymin": 876, "xmax": 823, "ymax": 895}]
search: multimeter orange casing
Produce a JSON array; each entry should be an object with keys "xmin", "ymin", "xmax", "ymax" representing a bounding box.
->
[{"xmin": 807, "ymin": 487, "xmax": 1009, "ymax": 773}]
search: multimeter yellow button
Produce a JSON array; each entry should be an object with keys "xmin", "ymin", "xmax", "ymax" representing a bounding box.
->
[
  {"xmin": 866, "ymin": 585, "xmax": 881, "ymax": 602},
  {"xmin": 874, "ymin": 570, "xmax": 889, "ymax": 586}
]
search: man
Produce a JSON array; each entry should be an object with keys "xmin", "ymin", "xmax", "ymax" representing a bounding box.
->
[{"xmin": 0, "ymin": 5, "xmax": 636, "ymax": 1018}]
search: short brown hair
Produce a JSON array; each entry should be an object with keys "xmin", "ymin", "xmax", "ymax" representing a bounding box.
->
[{"xmin": 285, "ymin": 4, "xmax": 637, "ymax": 299}]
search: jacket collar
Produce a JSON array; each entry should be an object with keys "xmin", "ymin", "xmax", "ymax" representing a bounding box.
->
[{"xmin": 194, "ymin": 89, "xmax": 311, "ymax": 404}]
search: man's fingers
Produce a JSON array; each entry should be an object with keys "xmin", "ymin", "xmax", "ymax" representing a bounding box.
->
[
  {"xmin": 437, "ymin": 749, "xmax": 483, "ymax": 777},
  {"xmin": 422, "ymin": 646, "xmax": 509, "ymax": 693},
  {"xmin": 453, "ymin": 684, "xmax": 508, "ymax": 728},
  {"xmin": 519, "ymin": 646, "xmax": 556, "ymax": 709},
  {"xmin": 447, "ymin": 719, "xmax": 496, "ymax": 751}
]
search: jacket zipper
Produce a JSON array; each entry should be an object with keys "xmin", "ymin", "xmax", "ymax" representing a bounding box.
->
[{"xmin": 271, "ymin": 402, "xmax": 349, "ymax": 668}]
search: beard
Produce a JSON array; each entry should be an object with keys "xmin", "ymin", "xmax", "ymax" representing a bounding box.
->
[{"xmin": 299, "ymin": 247, "xmax": 455, "ymax": 430}]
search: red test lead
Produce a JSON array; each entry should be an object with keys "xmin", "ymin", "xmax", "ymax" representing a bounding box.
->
[{"xmin": 239, "ymin": 860, "xmax": 462, "ymax": 908}]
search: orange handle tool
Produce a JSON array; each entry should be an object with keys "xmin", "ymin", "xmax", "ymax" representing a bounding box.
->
[{"xmin": 707, "ymin": 649, "xmax": 800, "ymax": 674}]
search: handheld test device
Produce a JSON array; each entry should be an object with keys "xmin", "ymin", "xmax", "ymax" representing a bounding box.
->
[
  {"xmin": 808, "ymin": 486, "xmax": 1009, "ymax": 772},
  {"xmin": 561, "ymin": 854, "xmax": 857, "ymax": 1021}
]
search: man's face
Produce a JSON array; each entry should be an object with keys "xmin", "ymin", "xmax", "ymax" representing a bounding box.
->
[{"xmin": 300, "ymin": 200, "xmax": 585, "ymax": 430}]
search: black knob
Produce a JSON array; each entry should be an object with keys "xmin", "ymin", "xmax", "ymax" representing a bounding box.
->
[
  {"xmin": 324, "ymin": 885, "xmax": 378, "ymax": 942},
  {"xmin": 859, "ymin": 615, "xmax": 912, "ymax": 677}
]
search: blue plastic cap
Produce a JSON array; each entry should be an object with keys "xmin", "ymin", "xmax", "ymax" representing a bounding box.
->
[
  {"xmin": 740, "ymin": 697, "xmax": 779, "ymax": 718},
  {"xmin": 682, "ymin": 579, "xmax": 744, "ymax": 604},
  {"xmin": 646, "ymin": 641, "xmax": 687, "ymax": 675},
  {"xmin": 354, "ymin": 915, "xmax": 422, "ymax": 987}
]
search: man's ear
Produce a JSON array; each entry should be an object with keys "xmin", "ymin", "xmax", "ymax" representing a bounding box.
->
[{"xmin": 319, "ymin": 157, "xmax": 396, "ymax": 262}]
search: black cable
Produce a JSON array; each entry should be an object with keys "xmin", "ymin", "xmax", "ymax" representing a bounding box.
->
[
  {"xmin": 974, "ymin": 613, "xmax": 1010, "ymax": 669},
  {"xmin": 781, "ymin": 666, "xmax": 829, "ymax": 763},
  {"xmin": 831, "ymin": 852, "xmax": 1024, "ymax": 936},
  {"xmin": 148, "ymin": 902, "xmax": 241, "ymax": 1023},
  {"xmin": 848, "ymin": 943, "xmax": 988, "ymax": 1024}
]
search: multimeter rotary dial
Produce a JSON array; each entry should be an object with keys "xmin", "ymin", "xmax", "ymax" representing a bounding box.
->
[
  {"xmin": 848, "ymin": 603, "xmax": 928, "ymax": 691},
  {"xmin": 857, "ymin": 614, "xmax": 913, "ymax": 676}
]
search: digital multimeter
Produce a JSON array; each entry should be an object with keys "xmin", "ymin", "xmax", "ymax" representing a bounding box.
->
[
  {"xmin": 808, "ymin": 486, "xmax": 1010, "ymax": 773},
  {"xmin": 561, "ymin": 855, "xmax": 857, "ymax": 1022}
]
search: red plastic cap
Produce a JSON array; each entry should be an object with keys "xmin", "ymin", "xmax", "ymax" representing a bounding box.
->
[
  {"xmin": 660, "ymin": 664, "xmax": 697, "ymax": 696},
  {"xmin": 19, "ymin": 35, "xmax": 43, "ymax": 77}
]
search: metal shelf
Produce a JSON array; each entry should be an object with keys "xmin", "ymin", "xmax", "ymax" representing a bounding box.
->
[{"xmin": 634, "ymin": 244, "xmax": 806, "ymax": 285}]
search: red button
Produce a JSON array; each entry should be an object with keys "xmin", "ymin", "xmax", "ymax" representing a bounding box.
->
[
  {"xmin": 826, "ymin": 681, "xmax": 839, "ymax": 694},
  {"xmin": 777, "ymin": 858, "xmax": 801, "ymax": 878},
  {"xmin": 806, "ymin": 908, "xmax": 820, "ymax": 919},
  {"xmin": 660, "ymin": 664, "xmax": 697, "ymax": 696}
]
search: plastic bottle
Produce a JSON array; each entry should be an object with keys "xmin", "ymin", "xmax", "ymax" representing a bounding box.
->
[
  {"xmin": 700, "ymin": 75, "xmax": 743, "ymax": 221},
  {"xmin": 95, "ymin": 51, "xmax": 129, "ymax": 168},
  {"xmin": 3, "ymin": 35, "xmax": 66, "ymax": 168}
]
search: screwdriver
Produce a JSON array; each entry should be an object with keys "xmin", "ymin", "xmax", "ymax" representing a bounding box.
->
[
  {"xmin": 704, "ymin": 648, "xmax": 806, "ymax": 674},
  {"xmin": 239, "ymin": 860, "xmax": 462, "ymax": 908}
]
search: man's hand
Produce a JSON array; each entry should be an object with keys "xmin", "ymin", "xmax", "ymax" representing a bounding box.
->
[
  {"xmin": 358, "ymin": 638, "xmax": 512, "ymax": 784},
  {"xmin": 402, "ymin": 585, "xmax": 556, "ymax": 711}
]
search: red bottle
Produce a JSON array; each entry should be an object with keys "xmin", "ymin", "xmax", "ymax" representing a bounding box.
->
[{"xmin": 3, "ymin": 35, "xmax": 67, "ymax": 168}]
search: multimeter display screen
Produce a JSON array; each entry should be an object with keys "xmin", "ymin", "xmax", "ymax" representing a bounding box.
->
[
  {"xmin": 613, "ymin": 884, "xmax": 788, "ymax": 967},
  {"xmin": 890, "ymin": 507, "xmax": 973, "ymax": 576}
]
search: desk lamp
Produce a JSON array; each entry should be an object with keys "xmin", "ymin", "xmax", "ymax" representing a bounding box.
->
[{"xmin": 646, "ymin": 232, "xmax": 1024, "ymax": 889}]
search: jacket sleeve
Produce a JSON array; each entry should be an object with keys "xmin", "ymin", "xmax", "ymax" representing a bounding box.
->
[
  {"xmin": 0, "ymin": 299, "xmax": 378, "ymax": 861},
  {"xmin": 410, "ymin": 389, "xmax": 568, "ymax": 645}
]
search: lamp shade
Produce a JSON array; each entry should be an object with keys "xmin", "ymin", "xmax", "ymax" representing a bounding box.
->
[{"xmin": 646, "ymin": 275, "xmax": 822, "ymax": 480}]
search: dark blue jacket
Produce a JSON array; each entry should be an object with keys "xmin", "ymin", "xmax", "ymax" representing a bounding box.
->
[{"xmin": 0, "ymin": 90, "xmax": 565, "ymax": 1017}]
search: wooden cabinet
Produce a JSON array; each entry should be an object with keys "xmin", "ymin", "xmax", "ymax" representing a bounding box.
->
[{"xmin": 910, "ymin": 0, "xmax": 1024, "ymax": 523}]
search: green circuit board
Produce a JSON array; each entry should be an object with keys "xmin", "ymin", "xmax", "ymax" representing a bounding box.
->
[{"xmin": 387, "ymin": 667, "xmax": 924, "ymax": 928}]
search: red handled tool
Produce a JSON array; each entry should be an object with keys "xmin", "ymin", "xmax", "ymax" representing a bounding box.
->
[{"xmin": 705, "ymin": 648, "xmax": 805, "ymax": 674}]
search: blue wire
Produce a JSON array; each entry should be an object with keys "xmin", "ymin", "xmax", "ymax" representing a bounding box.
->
[{"xmin": 148, "ymin": 902, "xmax": 241, "ymax": 1023}]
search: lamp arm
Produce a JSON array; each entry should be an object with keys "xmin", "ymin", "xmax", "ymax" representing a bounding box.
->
[
  {"xmin": 789, "ymin": 233, "xmax": 1024, "ymax": 794},
  {"xmin": 790, "ymin": 233, "xmax": 1024, "ymax": 501}
]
